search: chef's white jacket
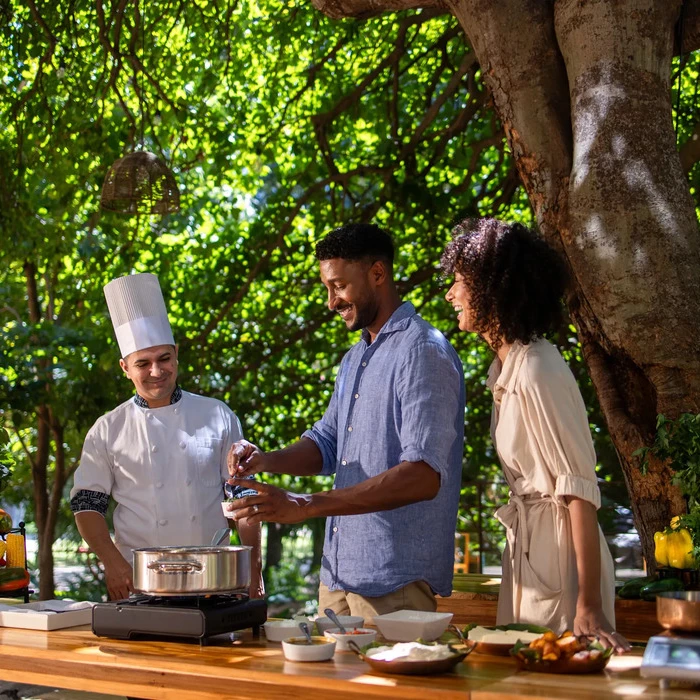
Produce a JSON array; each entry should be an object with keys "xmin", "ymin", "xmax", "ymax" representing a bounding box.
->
[{"xmin": 70, "ymin": 391, "xmax": 242, "ymax": 562}]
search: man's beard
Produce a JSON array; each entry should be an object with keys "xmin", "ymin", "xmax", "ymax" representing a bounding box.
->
[{"xmin": 346, "ymin": 297, "xmax": 380, "ymax": 332}]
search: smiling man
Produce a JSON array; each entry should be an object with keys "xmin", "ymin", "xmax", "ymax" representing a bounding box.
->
[
  {"xmin": 225, "ymin": 223, "xmax": 465, "ymax": 620},
  {"xmin": 70, "ymin": 273, "xmax": 262, "ymax": 600}
]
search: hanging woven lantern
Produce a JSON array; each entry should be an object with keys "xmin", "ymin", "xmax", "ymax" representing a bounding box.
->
[{"xmin": 100, "ymin": 151, "xmax": 180, "ymax": 215}]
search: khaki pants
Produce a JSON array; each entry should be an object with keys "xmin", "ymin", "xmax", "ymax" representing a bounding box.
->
[{"xmin": 318, "ymin": 581, "xmax": 437, "ymax": 624}]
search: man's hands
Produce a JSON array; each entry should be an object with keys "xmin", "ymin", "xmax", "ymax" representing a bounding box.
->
[
  {"xmin": 104, "ymin": 553, "xmax": 134, "ymax": 601},
  {"xmin": 223, "ymin": 478, "xmax": 312, "ymax": 525},
  {"xmin": 227, "ymin": 440, "xmax": 268, "ymax": 478}
]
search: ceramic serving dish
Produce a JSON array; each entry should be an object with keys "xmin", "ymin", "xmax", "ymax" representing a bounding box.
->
[
  {"xmin": 324, "ymin": 627, "xmax": 377, "ymax": 650},
  {"xmin": 282, "ymin": 636, "xmax": 336, "ymax": 661},
  {"xmin": 372, "ymin": 610, "xmax": 453, "ymax": 642},
  {"xmin": 314, "ymin": 615, "xmax": 364, "ymax": 634},
  {"xmin": 263, "ymin": 617, "xmax": 314, "ymax": 642}
]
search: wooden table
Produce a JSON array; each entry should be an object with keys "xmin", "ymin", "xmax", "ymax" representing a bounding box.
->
[{"xmin": 0, "ymin": 625, "xmax": 698, "ymax": 700}]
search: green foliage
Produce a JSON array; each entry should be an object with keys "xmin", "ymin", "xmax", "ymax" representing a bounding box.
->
[
  {"xmin": 636, "ymin": 413, "xmax": 700, "ymax": 508},
  {"xmin": 2, "ymin": 0, "xmax": 695, "ymax": 594},
  {"xmin": 0, "ymin": 421, "xmax": 14, "ymax": 493}
]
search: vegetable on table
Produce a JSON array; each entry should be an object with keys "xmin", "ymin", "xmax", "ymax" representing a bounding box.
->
[
  {"xmin": 4, "ymin": 533, "xmax": 25, "ymax": 569},
  {"xmin": 0, "ymin": 567, "xmax": 29, "ymax": 593},
  {"xmin": 655, "ymin": 519, "xmax": 695, "ymax": 569},
  {"xmin": 640, "ymin": 577, "xmax": 684, "ymax": 601}
]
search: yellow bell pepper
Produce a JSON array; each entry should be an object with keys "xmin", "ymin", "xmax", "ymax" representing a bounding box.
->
[
  {"xmin": 655, "ymin": 530, "xmax": 669, "ymax": 567},
  {"xmin": 655, "ymin": 526, "xmax": 695, "ymax": 569},
  {"xmin": 667, "ymin": 528, "xmax": 695, "ymax": 569}
]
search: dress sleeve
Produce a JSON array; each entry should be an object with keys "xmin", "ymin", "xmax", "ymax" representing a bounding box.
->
[
  {"xmin": 396, "ymin": 340, "xmax": 464, "ymax": 481},
  {"xmin": 519, "ymin": 349, "xmax": 601, "ymax": 508},
  {"xmin": 69, "ymin": 422, "xmax": 114, "ymax": 515}
]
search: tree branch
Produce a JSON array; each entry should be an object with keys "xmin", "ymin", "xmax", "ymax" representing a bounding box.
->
[{"xmin": 311, "ymin": 0, "xmax": 450, "ymax": 20}]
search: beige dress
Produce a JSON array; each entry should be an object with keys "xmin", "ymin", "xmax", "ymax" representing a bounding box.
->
[{"xmin": 488, "ymin": 339, "xmax": 615, "ymax": 634}]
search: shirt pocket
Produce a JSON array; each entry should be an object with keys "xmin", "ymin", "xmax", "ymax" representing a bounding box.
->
[{"xmin": 195, "ymin": 437, "xmax": 224, "ymax": 487}]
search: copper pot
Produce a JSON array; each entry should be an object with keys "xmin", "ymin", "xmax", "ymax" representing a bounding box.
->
[{"xmin": 656, "ymin": 590, "xmax": 700, "ymax": 632}]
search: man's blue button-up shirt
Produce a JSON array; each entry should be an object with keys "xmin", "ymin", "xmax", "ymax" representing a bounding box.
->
[{"xmin": 302, "ymin": 302, "xmax": 464, "ymax": 597}]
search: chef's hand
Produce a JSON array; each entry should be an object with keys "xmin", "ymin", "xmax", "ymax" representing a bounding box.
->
[
  {"xmin": 227, "ymin": 439, "xmax": 269, "ymax": 478},
  {"xmin": 249, "ymin": 569, "xmax": 265, "ymax": 599},
  {"xmin": 224, "ymin": 479, "xmax": 311, "ymax": 525},
  {"xmin": 104, "ymin": 554, "xmax": 134, "ymax": 601},
  {"xmin": 574, "ymin": 605, "xmax": 631, "ymax": 653}
]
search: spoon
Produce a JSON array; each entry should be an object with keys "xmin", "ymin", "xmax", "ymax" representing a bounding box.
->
[
  {"xmin": 299, "ymin": 621, "xmax": 313, "ymax": 645},
  {"xmin": 324, "ymin": 608, "xmax": 348, "ymax": 634},
  {"xmin": 210, "ymin": 528, "xmax": 231, "ymax": 546}
]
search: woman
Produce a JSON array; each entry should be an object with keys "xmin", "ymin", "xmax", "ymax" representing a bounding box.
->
[{"xmin": 442, "ymin": 218, "xmax": 629, "ymax": 652}]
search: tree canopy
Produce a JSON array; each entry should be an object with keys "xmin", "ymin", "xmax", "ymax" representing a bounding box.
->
[{"xmin": 1, "ymin": 0, "xmax": 698, "ymax": 597}]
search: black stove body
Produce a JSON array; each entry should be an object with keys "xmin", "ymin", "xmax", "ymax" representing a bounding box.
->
[{"xmin": 92, "ymin": 594, "xmax": 267, "ymax": 645}]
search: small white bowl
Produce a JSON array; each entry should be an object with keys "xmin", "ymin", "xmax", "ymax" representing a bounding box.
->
[
  {"xmin": 314, "ymin": 615, "xmax": 364, "ymax": 634},
  {"xmin": 323, "ymin": 627, "xmax": 377, "ymax": 651},
  {"xmin": 372, "ymin": 610, "xmax": 453, "ymax": 642},
  {"xmin": 282, "ymin": 636, "xmax": 336, "ymax": 661},
  {"xmin": 263, "ymin": 617, "xmax": 313, "ymax": 643}
]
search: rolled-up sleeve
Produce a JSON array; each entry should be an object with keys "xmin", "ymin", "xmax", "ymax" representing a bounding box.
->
[
  {"xmin": 520, "ymin": 356, "xmax": 601, "ymax": 509},
  {"xmin": 302, "ymin": 372, "xmax": 340, "ymax": 476},
  {"xmin": 70, "ymin": 423, "xmax": 114, "ymax": 515},
  {"xmin": 396, "ymin": 340, "xmax": 463, "ymax": 481}
]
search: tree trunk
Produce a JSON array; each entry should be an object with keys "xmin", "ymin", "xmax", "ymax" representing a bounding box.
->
[
  {"xmin": 450, "ymin": 0, "xmax": 700, "ymax": 568},
  {"xmin": 311, "ymin": 0, "xmax": 700, "ymax": 568},
  {"xmin": 24, "ymin": 261, "xmax": 57, "ymax": 599}
]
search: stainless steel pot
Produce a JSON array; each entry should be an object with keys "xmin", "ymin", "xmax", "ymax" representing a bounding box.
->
[
  {"xmin": 132, "ymin": 545, "xmax": 251, "ymax": 596},
  {"xmin": 657, "ymin": 590, "xmax": 700, "ymax": 631}
]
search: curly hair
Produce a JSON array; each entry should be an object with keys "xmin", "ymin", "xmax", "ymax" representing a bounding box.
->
[
  {"xmin": 440, "ymin": 218, "xmax": 569, "ymax": 350},
  {"xmin": 315, "ymin": 223, "xmax": 394, "ymax": 268}
]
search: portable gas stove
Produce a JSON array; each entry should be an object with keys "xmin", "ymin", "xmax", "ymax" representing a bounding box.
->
[{"xmin": 92, "ymin": 593, "xmax": 267, "ymax": 645}]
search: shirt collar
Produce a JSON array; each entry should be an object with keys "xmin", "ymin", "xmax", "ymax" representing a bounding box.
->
[
  {"xmin": 487, "ymin": 341, "xmax": 529, "ymax": 403},
  {"xmin": 360, "ymin": 301, "xmax": 416, "ymax": 345},
  {"xmin": 134, "ymin": 385, "xmax": 183, "ymax": 409}
]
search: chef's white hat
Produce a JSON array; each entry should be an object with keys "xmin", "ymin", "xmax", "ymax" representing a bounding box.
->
[{"xmin": 103, "ymin": 273, "xmax": 175, "ymax": 358}]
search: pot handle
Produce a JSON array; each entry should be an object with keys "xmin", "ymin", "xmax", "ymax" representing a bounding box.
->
[{"xmin": 147, "ymin": 559, "xmax": 204, "ymax": 574}]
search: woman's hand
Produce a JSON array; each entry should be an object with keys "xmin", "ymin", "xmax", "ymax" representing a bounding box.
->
[{"xmin": 574, "ymin": 604, "xmax": 631, "ymax": 653}]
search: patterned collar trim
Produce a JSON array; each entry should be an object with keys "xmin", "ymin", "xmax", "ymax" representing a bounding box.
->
[{"xmin": 134, "ymin": 385, "xmax": 183, "ymax": 409}]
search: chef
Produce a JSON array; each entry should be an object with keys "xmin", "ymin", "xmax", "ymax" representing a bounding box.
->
[{"xmin": 70, "ymin": 273, "xmax": 262, "ymax": 600}]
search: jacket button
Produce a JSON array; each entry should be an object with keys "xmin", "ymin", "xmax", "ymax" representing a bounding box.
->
[
  {"xmin": 190, "ymin": 515, "xmax": 196, "ymax": 522},
  {"xmin": 151, "ymin": 445, "xmax": 158, "ymax": 453},
  {"xmin": 158, "ymin": 519, "xmax": 167, "ymax": 526},
  {"xmin": 332, "ymin": 527, "xmax": 338, "ymax": 533},
  {"xmin": 341, "ymin": 460, "xmax": 347, "ymax": 466},
  {"xmin": 185, "ymin": 479, "xmax": 192, "ymax": 486},
  {"xmin": 180, "ymin": 441, "xmax": 186, "ymax": 449},
  {"xmin": 155, "ymin": 482, "xmax": 163, "ymax": 489},
  {"xmin": 347, "ymin": 426, "xmax": 353, "ymax": 432},
  {"xmin": 174, "ymin": 408, "xmax": 179, "ymax": 415}
]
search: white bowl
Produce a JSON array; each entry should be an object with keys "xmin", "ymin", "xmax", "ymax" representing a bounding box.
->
[
  {"xmin": 323, "ymin": 627, "xmax": 377, "ymax": 651},
  {"xmin": 372, "ymin": 610, "xmax": 453, "ymax": 642},
  {"xmin": 314, "ymin": 615, "xmax": 364, "ymax": 634},
  {"xmin": 282, "ymin": 636, "xmax": 336, "ymax": 661},
  {"xmin": 263, "ymin": 617, "xmax": 313, "ymax": 643}
]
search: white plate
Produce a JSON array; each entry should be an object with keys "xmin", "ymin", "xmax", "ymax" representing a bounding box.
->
[{"xmin": 0, "ymin": 600, "xmax": 94, "ymax": 630}]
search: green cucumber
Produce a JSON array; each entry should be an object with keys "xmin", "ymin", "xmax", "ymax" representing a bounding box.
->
[
  {"xmin": 618, "ymin": 576, "xmax": 655, "ymax": 600},
  {"xmin": 640, "ymin": 577, "xmax": 684, "ymax": 601}
]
